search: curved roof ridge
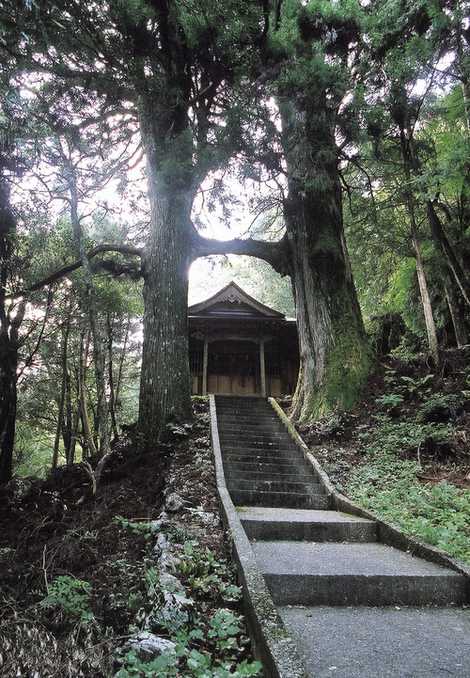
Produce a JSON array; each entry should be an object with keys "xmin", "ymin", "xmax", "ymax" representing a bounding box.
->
[{"xmin": 188, "ymin": 281, "xmax": 285, "ymax": 318}]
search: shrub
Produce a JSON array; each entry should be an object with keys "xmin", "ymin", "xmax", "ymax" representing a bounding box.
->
[
  {"xmin": 40, "ymin": 575, "xmax": 94, "ymax": 623},
  {"xmin": 418, "ymin": 394, "xmax": 462, "ymax": 423}
]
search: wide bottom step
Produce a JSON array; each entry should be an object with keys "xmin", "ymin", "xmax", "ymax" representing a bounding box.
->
[
  {"xmin": 253, "ymin": 541, "xmax": 466, "ymax": 606},
  {"xmin": 279, "ymin": 605, "xmax": 470, "ymax": 678}
]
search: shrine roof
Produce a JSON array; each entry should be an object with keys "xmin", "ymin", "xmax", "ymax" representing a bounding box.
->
[{"xmin": 188, "ymin": 281, "xmax": 285, "ymax": 319}]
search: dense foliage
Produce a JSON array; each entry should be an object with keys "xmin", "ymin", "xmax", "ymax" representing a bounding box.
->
[
  {"xmin": 0, "ymin": 2, "xmax": 469, "ymax": 674},
  {"xmin": 0, "ymin": 0, "xmax": 469, "ymax": 476}
]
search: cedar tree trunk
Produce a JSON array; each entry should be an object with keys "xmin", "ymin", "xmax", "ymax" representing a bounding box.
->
[
  {"xmin": 280, "ymin": 101, "xmax": 371, "ymax": 422},
  {"xmin": 0, "ymin": 179, "xmax": 24, "ymax": 483},
  {"xmin": 137, "ymin": 112, "xmax": 194, "ymax": 448},
  {"xmin": 0, "ymin": 326, "xmax": 19, "ymax": 483}
]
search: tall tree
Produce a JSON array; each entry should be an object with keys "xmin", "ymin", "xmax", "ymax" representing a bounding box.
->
[
  {"xmin": 264, "ymin": 0, "xmax": 372, "ymax": 420},
  {"xmin": 0, "ymin": 175, "xmax": 25, "ymax": 482},
  {"xmin": 1, "ymin": 0, "xmax": 269, "ymax": 446}
]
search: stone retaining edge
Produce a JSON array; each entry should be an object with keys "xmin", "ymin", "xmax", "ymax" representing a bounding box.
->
[
  {"xmin": 209, "ymin": 395, "xmax": 308, "ymax": 678},
  {"xmin": 268, "ymin": 397, "xmax": 470, "ymax": 588}
]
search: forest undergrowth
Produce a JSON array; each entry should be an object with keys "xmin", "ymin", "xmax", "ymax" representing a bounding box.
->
[
  {"xmin": 297, "ymin": 346, "xmax": 470, "ymax": 565},
  {"xmin": 0, "ymin": 399, "xmax": 260, "ymax": 677}
]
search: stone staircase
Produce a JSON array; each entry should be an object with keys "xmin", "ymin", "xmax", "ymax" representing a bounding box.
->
[
  {"xmin": 217, "ymin": 395, "xmax": 328, "ymax": 509},
  {"xmin": 215, "ymin": 395, "xmax": 470, "ymax": 678}
]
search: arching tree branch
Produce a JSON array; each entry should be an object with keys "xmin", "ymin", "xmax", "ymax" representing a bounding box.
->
[
  {"xmin": 192, "ymin": 233, "xmax": 290, "ymax": 275},
  {"xmin": 12, "ymin": 244, "xmax": 142, "ymax": 298}
]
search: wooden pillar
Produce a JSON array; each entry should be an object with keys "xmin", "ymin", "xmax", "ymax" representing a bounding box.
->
[
  {"xmin": 202, "ymin": 338, "xmax": 209, "ymax": 395},
  {"xmin": 259, "ymin": 339, "xmax": 266, "ymax": 397}
]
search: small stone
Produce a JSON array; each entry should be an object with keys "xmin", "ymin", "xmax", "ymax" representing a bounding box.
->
[
  {"xmin": 188, "ymin": 508, "xmax": 218, "ymax": 526},
  {"xmin": 128, "ymin": 632, "xmax": 176, "ymax": 659},
  {"xmin": 160, "ymin": 571, "xmax": 185, "ymax": 594},
  {"xmin": 149, "ymin": 511, "xmax": 170, "ymax": 533},
  {"xmin": 156, "ymin": 533, "xmax": 170, "ymax": 551},
  {"xmin": 165, "ymin": 492, "xmax": 185, "ymax": 513},
  {"xmin": 165, "ymin": 423, "xmax": 189, "ymax": 439}
]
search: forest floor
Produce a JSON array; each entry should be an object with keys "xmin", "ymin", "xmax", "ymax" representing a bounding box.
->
[
  {"xmin": 0, "ymin": 399, "xmax": 261, "ymax": 678},
  {"xmin": 296, "ymin": 346, "xmax": 470, "ymax": 565}
]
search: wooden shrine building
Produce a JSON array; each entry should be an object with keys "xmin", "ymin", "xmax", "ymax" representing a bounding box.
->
[{"xmin": 189, "ymin": 282, "xmax": 299, "ymax": 397}]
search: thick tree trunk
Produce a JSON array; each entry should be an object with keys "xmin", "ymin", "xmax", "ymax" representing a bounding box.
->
[
  {"xmin": 137, "ymin": 116, "xmax": 194, "ymax": 447},
  {"xmin": 138, "ymin": 189, "xmax": 193, "ymax": 444},
  {"xmin": 0, "ymin": 179, "xmax": 24, "ymax": 483},
  {"xmin": 0, "ymin": 333, "xmax": 18, "ymax": 483},
  {"xmin": 279, "ymin": 101, "xmax": 371, "ymax": 422}
]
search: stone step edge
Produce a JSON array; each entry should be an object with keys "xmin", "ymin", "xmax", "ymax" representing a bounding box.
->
[{"xmin": 262, "ymin": 573, "xmax": 466, "ymax": 607}]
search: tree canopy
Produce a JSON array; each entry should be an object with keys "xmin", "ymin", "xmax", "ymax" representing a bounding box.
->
[{"xmin": 0, "ymin": 0, "xmax": 469, "ymax": 480}]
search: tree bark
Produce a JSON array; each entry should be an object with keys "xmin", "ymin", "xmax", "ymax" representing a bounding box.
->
[
  {"xmin": 115, "ymin": 313, "xmax": 130, "ymax": 415},
  {"xmin": 106, "ymin": 313, "xmax": 119, "ymax": 439},
  {"xmin": 411, "ymin": 233, "xmax": 440, "ymax": 363},
  {"xmin": 0, "ymin": 321, "xmax": 19, "ymax": 483},
  {"xmin": 426, "ymin": 200, "xmax": 470, "ymax": 306},
  {"xmin": 395, "ymin": 100, "xmax": 470, "ymax": 307},
  {"xmin": 52, "ymin": 319, "xmax": 70, "ymax": 470},
  {"xmin": 279, "ymin": 100, "xmax": 371, "ymax": 421},
  {"xmin": 66, "ymin": 159, "xmax": 111, "ymax": 457},
  {"xmin": 444, "ymin": 277, "xmax": 468, "ymax": 347},
  {"xmin": 399, "ymin": 131, "xmax": 440, "ymax": 364},
  {"xmin": 78, "ymin": 329, "xmax": 97, "ymax": 458},
  {"xmin": 63, "ymin": 352, "xmax": 75, "ymax": 464},
  {"xmin": 0, "ymin": 179, "xmax": 24, "ymax": 483},
  {"xmin": 137, "ymin": 111, "xmax": 194, "ymax": 448}
]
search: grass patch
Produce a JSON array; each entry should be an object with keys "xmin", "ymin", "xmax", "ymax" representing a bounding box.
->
[{"xmin": 347, "ymin": 420, "xmax": 470, "ymax": 564}]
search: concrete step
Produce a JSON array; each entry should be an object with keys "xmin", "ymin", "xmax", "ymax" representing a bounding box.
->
[
  {"xmin": 223, "ymin": 451, "xmax": 302, "ymax": 464},
  {"xmin": 279, "ymin": 606, "xmax": 470, "ymax": 678},
  {"xmin": 216, "ymin": 398, "xmax": 269, "ymax": 406},
  {"xmin": 216, "ymin": 401, "xmax": 271, "ymax": 410},
  {"xmin": 224, "ymin": 460, "xmax": 312, "ymax": 474},
  {"xmin": 224, "ymin": 462, "xmax": 316, "ymax": 478},
  {"xmin": 217, "ymin": 410, "xmax": 280, "ymax": 419},
  {"xmin": 224, "ymin": 469, "xmax": 315, "ymax": 483},
  {"xmin": 222, "ymin": 443, "xmax": 300, "ymax": 454},
  {"xmin": 217, "ymin": 411, "xmax": 275, "ymax": 419},
  {"xmin": 229, "ymin": 489, "xmax": 330, "ymax": 509},
  {"xmin": 222, "ymin": 443, "xmax": 300, "ymax": 453},
  {"xmin": 216, "ymin": 409, "xmax": 272, "ymax": 414},
  {"xmin": 218, "ymin": 423, "xmax": 286, "ymax": 435},
  {"xmin": 239, "ymin": 507, "xmax": 377, "ymax": 542},
  {"xmin": 217, "ymin": 414, "xmax": 282, "ymax": 424},
  {"xmin": 252, "ymin": 541, "xmax": 467, "ymax": 606},
  {"xmin": 223, "ymin": 457, "xmax": 303, "ymax": 469},
  {"xmin": 227, "ymin": 478, "xmax": 325, "ymax": 495},
  {"xmin": 220, "ymin": 431, "xmax": 291, "ymax": 441},
  {"xmin": 216, "ymin": 396, "xmax": 268, "ymax": 403},
  {"xmin": 221, "ymin": 431, "xmax": 288, "ymax": 440}
]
